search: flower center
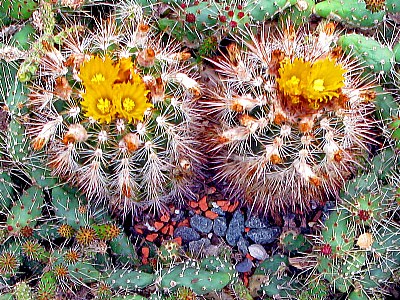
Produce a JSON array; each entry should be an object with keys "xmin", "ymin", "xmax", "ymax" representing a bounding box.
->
[
  {"xmin": 97, "ymin": 98, "xmax": 111, "ymax": 114},
  {"xmin": 122, "ymin": 97, "xmax": 135, "ymax": 112},
  {"xmin": 288, "ymin": 76, "xmax": 301, "ymax": 91},
  {"xmin": 313, "ymin": 79, "xmax": 325, "ymax": 92},
  {"xmin": 91, "ymin": 73, "xmax": 106, "ymax": 83},
  {"xmin": 277, "ymin": 57, "xmax": 346, "ymax": 112}
]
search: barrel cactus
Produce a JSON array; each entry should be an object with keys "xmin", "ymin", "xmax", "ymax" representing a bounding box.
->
[
  {"xmin": 22, "ymin": 4, "xmax": 203, "ymax": 216},
  {"xmin": 203, "ymin": 21, "xmax": 379, "ymax": 214}
]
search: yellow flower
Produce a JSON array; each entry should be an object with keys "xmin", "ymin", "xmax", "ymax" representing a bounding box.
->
[
  {"xmin": 277, "ymin": 57, "xmax": 346, "ymax": 109},
  {"xmin": 80, "ymin": 84, "xmax": 117, "ymax": 124},
  {"xmin": 115, "ymin": 81, "xmax": 151, "ymax": 123},
  {"xmin": 116, "ymin": 57, "xmax": 134, "ymax": 83},
  {"xmin": 79, "ymin": 55, "xmax": 119, "ymax": 88}
]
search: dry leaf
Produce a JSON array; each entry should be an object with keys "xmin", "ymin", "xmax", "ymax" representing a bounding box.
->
[{"xmin": 357, "ymin": 232, "xmax": 373, "ymax": 250}]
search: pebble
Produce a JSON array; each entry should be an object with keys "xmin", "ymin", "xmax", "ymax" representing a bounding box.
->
[
  {"xmin": 237, "ymin": 236, "xmax": 249, "ymax": 255},
  {"xmin": 171, "ymin": 209, "xmax": 185, "ymax": 222},
  {"xmin": 248, "ymin": 244, "xmax": 268, "ymax": 261},
  {"xmin": 211, "ymin": 207, "xmax": 225, "ymax": 216},
  {"xmin": 213, "ymin": 217, "xmax": 227, "ymax": 237},
  {"xmin": 190, "ymin": 214, "xmax": 213, "ymax": 234},
  {"xmin": 202, "ymin": 244, "xmax": 221, "ymax": 257},
  {"xmin": 173, "ymin": 226, "xmax": 200, "ymax": 244},
  {"xmin": 247, "ymin": 227, "xmax": 281, "ymax": 244},
  {"xmin": 245, "ymin": 216, "xmax": 268, "ymax": 228},
  {"xmin": 235, "ymin": 258, "xmax": 253, "ymax": 273},
  {"xmin": 226, "ymin": 210, "xmax": 244, "ymax": 246},
  {"xmin": 189, "ymin": 238, "xmax": 211, "ymax": 254}
]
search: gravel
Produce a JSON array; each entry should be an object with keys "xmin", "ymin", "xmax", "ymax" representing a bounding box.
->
[
  {"xmin": 213, "ymin": 217, "xmax": 228, "ymax": 237},
  {"xmin": 245, "ymin": 216, "xmax": 268, "ymax": 228},
  {"xmin": 247, "ymin": 227, "xmax": 281, "ymax": 244},
  {"xmin": 235, "ymin": 258, "xmax": 253, "ymax": 273},
  {"xmin": 190, "ymin": 214, "xmax": 213, "ymax": 234},
  {"xmin": 189, "ymin": 238, "xmax": 211, "ymax": 254},
  {"xmin": 174, "ymin": 226, "xmax": 200, "ymax": 243},
  {"xmin": 226, "ymin": 210, "xmax": 244, "ymax": 246}
]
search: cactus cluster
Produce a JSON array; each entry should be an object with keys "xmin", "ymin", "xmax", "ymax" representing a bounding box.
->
[{"xmin": 306, "ymin": 148, "xmax": 400, "ymax": 298}]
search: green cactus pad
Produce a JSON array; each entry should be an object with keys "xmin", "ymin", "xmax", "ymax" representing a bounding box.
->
[
  {"xmin": 321, "ymin": 210, "xmax": 354, "ymax": 253},
  {"xmin": 315, "ymin": 0, "xmax": 385, "ymax": 27},
  {"xmin": 11, "ymin": 24, "xmax": 35, "ymax": 51},
  {"xmin": 338, "ymin": 34, "xmax": 394, "ymax": 75},
  {"xmin": 6, "ymin": 185, "xmax": 44, "ymax": 234},
  {"xmin": 104, "ymin": 269, "xmax": 155, "ymax": 291},
  {"xmin": 8, "ymin": 0, "xmax": 38, "ymax": 20},
  {"xmin": 13, "ymin": 282, "xmax": 33, "ymax": 300}
]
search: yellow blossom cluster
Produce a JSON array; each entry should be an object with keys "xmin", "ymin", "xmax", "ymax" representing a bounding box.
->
[
  {"xmin": 79, "ymin": 55, "xmax": 151, "ymax": 124},
  {"xmin": 277, "ymin": 57, "xmax": 346, "ymax": 109}
]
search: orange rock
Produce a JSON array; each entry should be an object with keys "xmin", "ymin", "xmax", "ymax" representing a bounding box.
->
[
  {"xmin": 245, "ymin": 253, "xmax": 254, "ymax": 261},
  {"xmin": 160, "ymin": 226, "xmax": 167, "ymax": 235},
  {"xmin": 243, "ymin": 273, "xmax": 249, "ymax": 287},
  {"xmin": 198, "ymin": 196, "xmax": 208, "ymax": 212},
  {"xmin": 168, "ymin": 225, "xmax": 174, "ymax": 236},
  {"xmin": 173, "ymin": 236, "xmax": 182, "ymax": 246},
  {"xmin": 141, "ymin": 246, "xmax": 150, "ymax": 258},
  {"xmin": 216, "ymin": 200, "xmax": 229, "ymax": 207},
  {"xmin": 145, "ymin": 233, "xmax": 158, "ymax": 242},
  {"xmin": 227, "ymin": 200, "xmax": 239, "ymax": 212},
  {"xmin": 205, "ymin": 210, "xmax": 219, "ymax": 220},
  {"xmin": 216, "ymin": 200, "xmax": 230, "ymax": 211},
  {"xmin": 154, "ymin": 221, "xmax": 164, "ymax": 231},
  {"xmin": 160, "ymin": 214, "xmax": 170, "ymax": 223},
  {"xmin": 189, "ymin": 200, "xmax": 199, "ymax": 208},
  {"xmin": 177, "ymin": 219, "xmax": 190, "ymax": 227},
  {"xmin": 134, "ymin": 224, "xmax": 144, "ymax": 235}
]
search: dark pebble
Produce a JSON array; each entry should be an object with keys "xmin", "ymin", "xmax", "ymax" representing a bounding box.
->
[
  {"xmin": 247, "ymin": 227, "xmax": 281, "ymax": 244},
  {"xmin": 226, "ymin": 210, "xmax": 244, "ymax": 246},
  {"xmin": 213, "ymin": 217, "xmax": 227, "ymax": 237},
  {"xmin": 171, "ymin": 210, "xmax": 185, "ymax": 222},
  {"xmin": 189, "ymin": 238, "xmax": 211, "ymax": 254},
  {"xmin": 210, "ymin": 233, "xmax": 220, "ymax": 245},
  {"xmin": 237, "ymin": 236, "xmax": 249, "ymax": 255},
  {"xmin": 174, "ymin": 226, "xmax": 200, "ymax": 244},
  {"xmin": 211, "ymin": 207, "xmax": 225, "ymax": 216},
  {"xmin": 245, "ymin": 216, "xmax": 268, "ymax": 228},
  {"xmin": 190, "ymin": 214, "xmax": 213, "ymax": 234},
  {"xmin": 235, "ymin": 258, "xmax": 253, "ymax": 273}
]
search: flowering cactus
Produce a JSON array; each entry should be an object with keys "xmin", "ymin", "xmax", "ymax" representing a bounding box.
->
[
  {"xmin": 22, "ymin": 3, "xmax": 203, "ymax": 216},
  {"xmin": 203, "ymin": 21, "xmax": 378, "ymax": 214}
]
